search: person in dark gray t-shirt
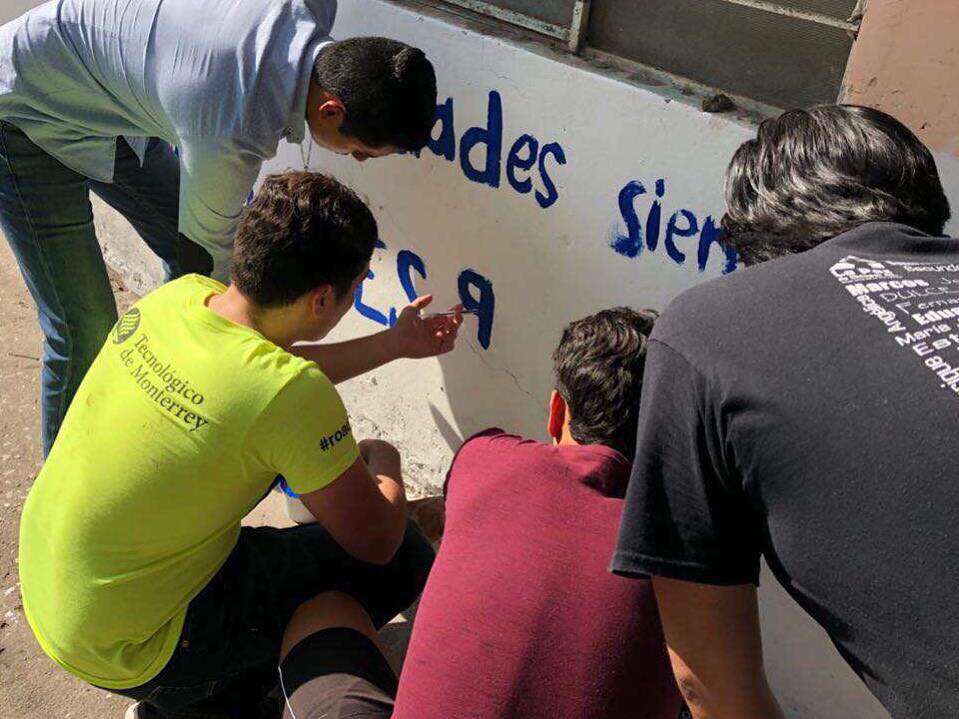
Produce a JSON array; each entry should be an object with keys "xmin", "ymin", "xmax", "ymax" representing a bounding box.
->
[{"xmin": 611, "ymin": 105, "xmax": 957, "ymax": 719}]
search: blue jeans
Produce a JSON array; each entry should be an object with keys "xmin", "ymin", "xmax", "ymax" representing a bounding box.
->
[{"xmin": 0, "ymin": 121, "xmax": 210, "ymax": 455}]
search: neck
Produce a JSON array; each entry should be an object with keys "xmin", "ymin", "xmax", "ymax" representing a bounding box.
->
[
  {"xmin": 207, "ymin": 286, "xmax": 300, "ymax": 349},
  {"xmin": 557, "ymin": 421, "xmax": 580, "ymax": 447}
]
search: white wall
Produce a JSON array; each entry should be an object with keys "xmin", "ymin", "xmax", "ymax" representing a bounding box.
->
[
  {"xmin": 260, "ymin": 2, "xmax": 911, "ymax": 717},
  {"xmin": 279, "ymin": 2, "xmax": 752, "ymax": 489}
]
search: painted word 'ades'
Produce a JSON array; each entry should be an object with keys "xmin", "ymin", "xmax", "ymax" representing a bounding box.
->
[{"xmin": 417, "ymin": 90, "xmax": 567, "ymax": 210}]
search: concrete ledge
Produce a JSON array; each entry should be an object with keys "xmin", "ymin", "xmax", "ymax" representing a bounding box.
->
[{"xmin": 92, "ymin": 197, "xmax": 164, "ymax": 296}]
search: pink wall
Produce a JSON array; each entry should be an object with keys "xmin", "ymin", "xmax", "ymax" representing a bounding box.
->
[{"xmin": 843, "ymin": 0, "xmax": 959, "ymax": 156}]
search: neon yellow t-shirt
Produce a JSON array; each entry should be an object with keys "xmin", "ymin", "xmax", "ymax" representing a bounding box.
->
[{"xmin": 18, "ymin": 275, "xmax": 359, "ymax": 689}]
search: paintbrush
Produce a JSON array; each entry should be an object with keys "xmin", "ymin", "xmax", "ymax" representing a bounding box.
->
[{"xmin": 422, "ymin": 308, "xmax": 477, "ymax": 318}]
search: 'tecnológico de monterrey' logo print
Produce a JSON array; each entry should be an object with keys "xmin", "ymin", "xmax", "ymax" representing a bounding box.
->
[{"xmin": 113, "ymin": 307, "xmax": 141, "ymax": 344}]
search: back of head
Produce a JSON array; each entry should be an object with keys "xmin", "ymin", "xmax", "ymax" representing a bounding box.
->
[
  {"xmin": 313, "ymin": 37, "xmax": 437, "ymax": 152},
  {"xmin": 722, "ymin": 104, "xmax": 951, "ymax": 265},
  {"xmin": 553, "ymin": 307, "xmax": 658, "ymax": 459},
  {"xmin": 231, "ymin": 171, "xmax": 378, "ymax": 307}
]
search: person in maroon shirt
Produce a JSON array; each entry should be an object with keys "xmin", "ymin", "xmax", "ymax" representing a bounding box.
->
[{"xmin": 274, "ymin": 307, "xmax": 683, "ymax": 719}]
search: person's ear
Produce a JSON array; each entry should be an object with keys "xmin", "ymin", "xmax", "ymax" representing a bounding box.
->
[
  {"xmin": 548, "ymin": 390, "xmax": 566, "ymax": 445},
  {"xmin": 310, "ymin": 285, "xmax": 335, "ymax": 317},
  {"xmin": 318, "ymin": 97, "xmax": 346, "ymax": 123}
]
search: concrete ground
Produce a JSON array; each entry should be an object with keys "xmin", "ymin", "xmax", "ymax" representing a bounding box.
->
[{"xmin": 0, "ymin": 238, "xmax": 420, "ymax": 718}]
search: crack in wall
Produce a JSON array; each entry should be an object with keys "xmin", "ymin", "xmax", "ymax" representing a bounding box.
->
[{"xmin": 463, "ymin": 337, "xmax": 543, "ymax": 411}]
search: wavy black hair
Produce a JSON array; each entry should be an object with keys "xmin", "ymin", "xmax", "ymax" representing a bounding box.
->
[
  {"xmin": 552, "ymin": 307, "xmax": 658, "ymax": 459},
  {"xmin": 722, "ymin": 105, "xmax": 951, "ymax": 265}
]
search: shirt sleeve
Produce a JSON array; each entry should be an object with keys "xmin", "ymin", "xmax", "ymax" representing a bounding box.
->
[
  {"xmin": 248, "ymin": 365, "xmax": 360, "ymax": 496},
  {"xmin": 176, "ymin": 137, "xmax": 264, "ymax": 282},
  {"xmin": 611, "ymin": 339, "xmax": 761, "ymax": 586}
]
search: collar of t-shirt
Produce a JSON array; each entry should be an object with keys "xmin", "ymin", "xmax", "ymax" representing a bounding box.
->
[{"xmin": 451, "ymin": 428, "xmax": 632, "ymax": 499}]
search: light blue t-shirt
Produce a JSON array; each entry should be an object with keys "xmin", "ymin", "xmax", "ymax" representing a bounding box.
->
[{"xmin": 0, "ymin": 0, "xmax": 335, "ymax": 280}]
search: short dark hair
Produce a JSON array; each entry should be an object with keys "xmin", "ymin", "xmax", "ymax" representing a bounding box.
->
[
  {"xmin": 313, "ymin": 37, "xmax": 437, "ymax": 152},
  {"xmin": 231, "ymin": 171, "xmax": 378, "ymax": 307},
  {"xmin": 552, "ymin": 307, "xmax": 658, "ymax": 459},
  {"xmin": 722, "ymin": 105, "xmax": 951, "ymax": 265}
]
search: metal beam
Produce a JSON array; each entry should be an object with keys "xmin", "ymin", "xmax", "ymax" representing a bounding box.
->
[
  {"xmin": 717, "ymin": 0, "xmax": 861, "ymax": 32},
  {"xmin": 441, "ymin": 0, "xmax": 570, "ymax": 41},
  {"xmin": 568, "ymin": 0, "xmax": 592, "ymax": 53}
]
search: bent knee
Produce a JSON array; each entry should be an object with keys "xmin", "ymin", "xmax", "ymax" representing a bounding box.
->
[{"xmin": 281, "ymin": 591, "xmax": 377, "ymax": 660}]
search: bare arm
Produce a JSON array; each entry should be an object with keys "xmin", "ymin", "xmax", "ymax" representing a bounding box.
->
[
  {"xmin": 294, "ymin": 329, "xmax": 402, "ymax": 385},
  {"xmin": 299, "ymin": 439, "xmax": 408, "ymax": 565},
  {"xmin": 652, "ymin": 578, "xmax": 785, "ymax": 719},
  {"xmin": 291, "ymin": 295, "xmax": 463, "ymax": 384}
]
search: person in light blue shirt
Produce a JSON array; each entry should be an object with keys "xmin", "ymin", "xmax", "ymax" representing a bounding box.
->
[{"xmin": 0, "ymin": 0, "xmax": 437, "ymax": 455}]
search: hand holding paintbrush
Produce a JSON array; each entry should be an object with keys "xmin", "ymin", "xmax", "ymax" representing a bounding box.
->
[{"xmin": 390, "ymin": 295, "xmax": 466, "ymax": 358}]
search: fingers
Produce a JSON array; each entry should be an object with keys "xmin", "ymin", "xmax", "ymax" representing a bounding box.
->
[
  {"xmin": 447, "ymin": 304, "xmax": 465, "ymax": 328},
  {"xmin": 435, "ymin": 328, "xmax": 457, "ymax": 355},
  {"xmin": 410, "ymin": 294, "xmax": 434, "ymax": 312},
  {"xmin": 432, "ymin": 314, "xmax": 461, "ymax": 355},
  {"xmin": 424, "ymin": 315, "xmax": 461, "ymax": 337}
]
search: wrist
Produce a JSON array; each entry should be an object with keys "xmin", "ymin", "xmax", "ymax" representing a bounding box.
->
[{"xmin": 383, "ymin": 326, "xmax": 406, "ymax": 361}]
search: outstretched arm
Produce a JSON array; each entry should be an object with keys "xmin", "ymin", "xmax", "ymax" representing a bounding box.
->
[
  {"xmin": 291, "ymin": 295, "xmax": 463, "ymax": 384},
  {"xmin": 300, "ymin": 439, "xmax": 408, "ymax": 565},
  {"xmin": 652, "ymin": 578, "xmax": 785, "ymax": 719}
]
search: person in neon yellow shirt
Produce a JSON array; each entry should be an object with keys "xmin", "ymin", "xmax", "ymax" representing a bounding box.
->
[{"xmin": 18, "ymin": 171, "xmax": 462, "ymax": 719}]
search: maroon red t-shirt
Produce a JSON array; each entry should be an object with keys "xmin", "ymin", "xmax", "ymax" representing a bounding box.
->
[{"xmin": 393, "ymin": 429, "xmax": 681, "ymax": 719}]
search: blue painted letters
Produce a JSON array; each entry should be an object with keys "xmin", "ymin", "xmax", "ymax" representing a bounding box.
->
[
  {"xmin": 506, "ymin": 134, "xmax": 538, "ymax": 194},
  {"xmin": 424, "ymin": 90, "xmax": 568, "ymax": 210},
  {"xmin": 611, "ymin": 178, "xmax": 738, "ymax": 274},
  {"xmin": 458, "ymin": 269, "xmax": 495, "ymax": 350},
  {"xmin": 429, "ymin": 97, "xmax": 456, "ymax": 162},
  {"xmin": 535, "ymin": 142, "xmax": 566, "ymax": 210},
  {"xmin": 460, "ymin": 91, "xmax": 502, "ymax": 187},
  {"xmin": 397, "ymin": 249, "xmax": 427, "ymax": 303},
  {"xmin": 353, "ymin": 241, "xmax": 496, "ymax": 349}
]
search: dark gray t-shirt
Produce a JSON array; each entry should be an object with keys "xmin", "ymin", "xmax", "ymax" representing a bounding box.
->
[{"xmin": 612, "ymin": 222, "xmax": 959, "ymax": 718}]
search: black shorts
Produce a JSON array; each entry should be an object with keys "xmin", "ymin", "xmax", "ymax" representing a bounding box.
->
[
  {"xmin": 279, "ymin": 627, "xmax": 397, "ymax": 719},
  {"xmin": 110, "ymin": 521, "xmax": 432, "ymax": 718}
]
